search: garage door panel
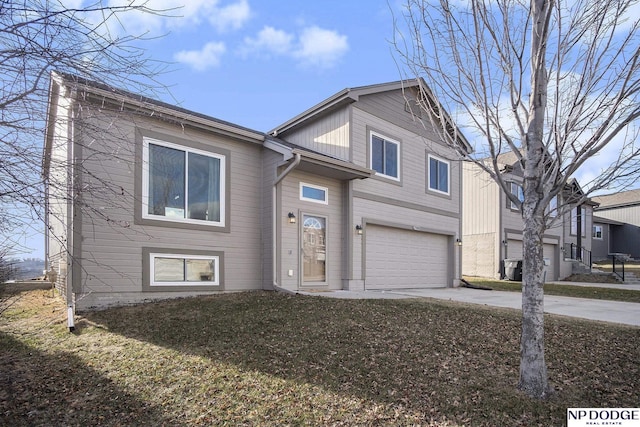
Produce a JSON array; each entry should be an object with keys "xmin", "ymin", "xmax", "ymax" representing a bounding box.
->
[
  {"xmin": 365, "ymin": 225, "xmax": 448, "ymax": 289},
  {"xmin": 507, "ymin": 239, "xmax": 556, "ymax": 281}
]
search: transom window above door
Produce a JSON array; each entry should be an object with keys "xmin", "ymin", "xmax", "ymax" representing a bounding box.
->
[
  {"xmin": 300, "ymin": 182, "xmax": 328, "ymax": 204},
  {"xmin": 142, "ymin": 137, "xmax": 226, "ymax": 227},
  {"xmin": 370, "ymin": 131, "xmax": 400, "ymax": 180}
]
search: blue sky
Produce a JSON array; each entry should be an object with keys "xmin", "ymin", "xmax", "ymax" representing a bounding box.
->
[{"xmin": 125, "ymin": 0, "xmax": 406, "ymax": 132}]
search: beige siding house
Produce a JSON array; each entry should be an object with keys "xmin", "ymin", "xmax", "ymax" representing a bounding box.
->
[
  {"xmin": 44, "ymin": 74, "xmax": 470, "ymax": 313},
  {"xmin": 462, "ymin": 154, "xmax": 595, "ymax": 281}
]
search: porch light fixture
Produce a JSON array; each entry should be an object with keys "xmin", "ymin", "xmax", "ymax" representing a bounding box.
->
[
  {"xmin": 355, "ymin": 224, "xmax": 363, "ymax": 235},
  {"xmin": 456, "ymin": 238, "xmax": 463, "ymax": 246},
  {"xmin": 288, "ymin": 212, "xmax": 296, "ymax": 224},
  {"xmin": 502, "ymin": 240, "xmax": 508, "ymax": 246}
]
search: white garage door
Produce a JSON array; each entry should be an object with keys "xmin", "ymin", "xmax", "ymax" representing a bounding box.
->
[
  {"xmin": 543, "ymin": 244, "xmax": 556, "ymax": 282},
  {"xmin": 507, "ymin": 239, "xmax": 523, "ymax": 260},
  {"xmin": 365, "ymin": 225, "xmax": 449, "ymax": 289},
  {"xmin": 507, "ymin": 239, "xmax": 556, "ymax": 281}
]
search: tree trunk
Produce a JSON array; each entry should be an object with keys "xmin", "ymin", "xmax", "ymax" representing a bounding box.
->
[
  {"xmin": 518, "ymin": 208, "xmax": 551, "ymax": 398},
  {"xmin": 518, "ymin": 0, "xmax": 553, "ymax": 399}
]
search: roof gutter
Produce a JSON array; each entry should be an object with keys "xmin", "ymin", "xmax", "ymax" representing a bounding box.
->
[{"xmin": 272, "ymin": 153, "xmax": 301, "ymax": 293}]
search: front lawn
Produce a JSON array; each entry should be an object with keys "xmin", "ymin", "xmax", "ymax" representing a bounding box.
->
[
  {"xmin": 1, "ymin": 289, "xmax": 638, "ymax": 426},
  {"xmin": 464, "ymin": 277, "xmax": 640, "ymax": 303}
]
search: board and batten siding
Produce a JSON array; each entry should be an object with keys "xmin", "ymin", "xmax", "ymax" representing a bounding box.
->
[
  {"xmin": 596, "ymin": 205, "xmax": 640, "ymax": 227},
  {"xmin": 72, "ymin": 110, "xmax": 264, "ymax": 309},
  {"xmin": 461, "ymin": 163, "xmax": 500, "ymax": 236},
  {"xmin": 279, "ymin": 108, "xmax": 350, "ymax": 161},
  {"xmin": 277, "ymin": 170, "xmax": 344, "ymax": 291}
]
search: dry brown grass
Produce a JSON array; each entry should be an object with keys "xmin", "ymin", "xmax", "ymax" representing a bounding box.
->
[{"xmin": 1, "ymin": 289, "xmax": 639, "ymax": 426}]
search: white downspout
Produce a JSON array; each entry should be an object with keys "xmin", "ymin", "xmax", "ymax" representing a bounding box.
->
[{"xmin": 272, "ymin": 153, "xmax": 301, "ymax": 293}]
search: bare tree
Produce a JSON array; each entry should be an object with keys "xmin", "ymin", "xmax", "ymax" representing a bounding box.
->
[
  {"xmin": 0, "ymin": 0, "xmax": 171, "ymax": 259},
  {"xmin": 395, "ymin": 0, "xmax": 640, "ymax": 398}
]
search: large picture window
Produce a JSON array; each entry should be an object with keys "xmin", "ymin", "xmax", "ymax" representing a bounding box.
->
[
  {"xmin": 370, "ymin": 132, "xmax": 400, "ymax": 180},
  {"xmin": 143, "ymin": 138, "xmax": 225, "ymax": 226},
  {"xmin": 150, "ymin": 253, "xmax": 219, "ymax": 286},
  {"xmin": 428, "ymin": 154, "xmax": 449, "ymax": 195}
]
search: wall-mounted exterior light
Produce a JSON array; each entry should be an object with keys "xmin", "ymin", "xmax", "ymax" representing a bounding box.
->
[
  {"xmin": 355, "ymin": 224, "xmax": 363, "ymax": 235},
  {"xmin": 502, "ymin": 240, "xmax": 508, "ymax": 246},
  {"xmin": 288, "ymin": 212, "xmax": 296, "ymax": 224},
  {"xmin": 456, "ymin": 238, "xmax": 463, "ymax": 246}
]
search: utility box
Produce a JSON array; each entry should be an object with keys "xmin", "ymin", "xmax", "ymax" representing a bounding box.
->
[{"xmin": 504, "ymin": 259, "xmax": 523, "ymax": 281}]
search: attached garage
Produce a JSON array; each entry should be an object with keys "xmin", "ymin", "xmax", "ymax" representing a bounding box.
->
[
  {"xmin": 365, "ymin": 224, "xmax": 450, "ymax": 289},
  {"xmin": 506, "ymin": 239, "xmax": 557, "ymax": 281}
]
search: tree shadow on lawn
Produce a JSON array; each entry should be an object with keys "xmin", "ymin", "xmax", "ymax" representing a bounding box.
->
[
  {"xmin": 0, "ymin": 332, "xmax": 179, "ymax": 427},
  {"xmin": 83, "ymin": 291, "xmax": 640, "ymax": 426}
]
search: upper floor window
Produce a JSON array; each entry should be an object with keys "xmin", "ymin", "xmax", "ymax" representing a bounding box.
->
[
  {"xmin": 370, "ymin": 132, "xmax": 400, "ymax": 180},
  {"xmin": 300, "ymin": 182, "xmax": 328, "ymax": 204},
  {"xmin": 593, "ymin": 225, "xmax": 603, "ymax": 240},
  {"xmin": 546, "ymin": 195, "xmax": 558, "ymax": 217},
  {"xmin": 509, "ymin": 182, "xmax": 524, "ymax": 210},
  {"xmin": 428, "ymin": 154, "xmax": 450, "ymax": 195},
  {"xmin": 142, "ymin": 137, "xmax": 225, "ymax": 227},
  {"xmin": 570, "ymin": 206, "xmax": 587, "ymax": 237}
]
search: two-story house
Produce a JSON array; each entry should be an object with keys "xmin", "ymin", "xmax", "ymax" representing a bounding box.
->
[
  {"xmin": 462, "ymin": 152, "xmax": 595, "ymax": 281},
  {"xmin": 44, "ymin": 73, "xmax": 471, "ymax": 313}
]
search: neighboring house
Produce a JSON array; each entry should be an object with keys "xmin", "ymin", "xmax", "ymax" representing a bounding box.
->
[
  {"xmin": 592, "ymin": 189, "xmax": 640, "ymax": 260},
  {"xmin": 44, "ymin": 73, "xmax": 471, "ymax": 311},
  {"xmin": 462, "ymin": 152, "xmax": 595, "ymax": 281}
]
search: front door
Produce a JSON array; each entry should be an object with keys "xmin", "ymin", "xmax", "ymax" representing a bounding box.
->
[{"xmin": 302, "ymin": 215, "xmax": 326, "ymax": 283}]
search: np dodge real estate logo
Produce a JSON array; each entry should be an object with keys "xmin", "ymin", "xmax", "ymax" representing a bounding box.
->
[{"xmin": 567, "ymin": 408, "xmax": 640, "ymax": 426}]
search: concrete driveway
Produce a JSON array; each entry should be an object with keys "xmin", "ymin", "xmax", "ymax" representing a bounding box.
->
[{"xmin": 298, "ymin": 284, "xmax": 640, "ymax": 327}]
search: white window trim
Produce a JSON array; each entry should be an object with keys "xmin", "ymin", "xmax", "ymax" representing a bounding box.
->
[
  {"xmin": 150, "ymin": 253, "xmax": 220, "ymax": 287},
  {"xmin": 593, "ymin": 225, "xmax": 603, "ymax": 240},
  {"xmin": 369, "ymin": 131, "xmax": 400, "ymax": 181},
  {"xmin": 427, "ymin": 154, "xmax": 450, "ymax": 196},
  {"xmin": 142, "ymin": 137, "xmax": 226, "ymax": 227},
  {"xmin": 509, "ymin": 182, "xmax": 524, "ymax": 210},
  {"xmin": 299, "ymin": 182, "xmax": 328, "ymax": 204}
]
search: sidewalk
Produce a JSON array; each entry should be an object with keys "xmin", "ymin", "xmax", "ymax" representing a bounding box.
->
[{"xmin": 298, "ymin": 285, "xmax": 640, "ymax": 327}]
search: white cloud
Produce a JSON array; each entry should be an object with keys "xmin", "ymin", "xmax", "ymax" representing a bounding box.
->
[
  {"xmin": 240, "ymin": 25, "xmax": 349, "ymax": 68},
  {"xmin": 242, "ymin": 26, "xmax": 294, "ymax": 56},
  {"xmin": 293, "ymin": 26, "xmax": 349, "ymax": 68},
  {"xmin": 210, "ymin": 0, "xmax": 251, "ymax": 32},
  {"xmin": 174, "ymin": 41, "xmax": 226, "ymax": 71},
  {"xmin": 76, "ymin": 0, "xmax": 251, "ymax": 37}
]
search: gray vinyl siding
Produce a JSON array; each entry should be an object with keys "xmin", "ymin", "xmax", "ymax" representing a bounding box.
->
[
  {"xmin": 71, "ymin": 107, "xmax": 264, "ymax": 309},
  {"xmin": 279, "ymin": 108, "xmax": 350, "ymax": 161},
  {"xmin": 592, "ymin": 222, "xmax": 610, "ymax": 261},
  {"xmin": 355, "ymin": 90, "xmax": 438, "ymax": 142},
  {"xmin": 277, "ymin": 170, "xmax": 344, "ymax": 291},
  {"xmin": 261, "ymin": 149, "xmax": 280, "ymax": 290},
  {"xmin": 351, "ymin": 107, "xmax": 461, "ymax": 215}
]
